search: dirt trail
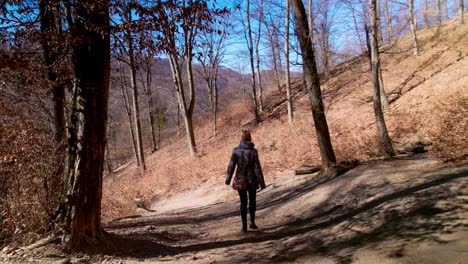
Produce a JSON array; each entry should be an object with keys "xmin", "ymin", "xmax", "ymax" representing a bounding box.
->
[
  {"xmin": 3, "ymin": 154, "xmax": 467, "ymax": 263},
  {"xmin": 102, "ymin": 155, "xmax": 468, "ymax": 263}
]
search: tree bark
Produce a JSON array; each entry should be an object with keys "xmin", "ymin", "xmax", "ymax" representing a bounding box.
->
[
  {"xmin": 370, "ymin": 0, "xmax": 395, "ymax": 158},
  {"xmin": 142, "ymin": 59, "xmax": 158, "ymax": 152},
  {"xmin": 246, "ymin": 0, "xmax": 260, "ymax": 122},
  {"xmin": 290, "ymin": 0, "xmax": 337, "ymax": 170},
  {"xmin": 255, "ymin": 0, "xmax": 264, "ymax": 112},
  {"xmin": 384, "ymin": 0, "xmax": 392, "ymax": 42},
  {"xmin": 436, "ymin": 0, "xmax": 442, "ymax": 25},
  {"xmin": 409, "ymin": 0, "xmax": 420, "ymax": 56},
  {"xmin": 126, "ymin": 9, "xmax": 146, "ymax": 171},
  {"xmin": 168, "ymin": 54, "xmax": 197, "ymax": 157},
  {"xmin": 58, "ymin": 0, "xmax": 110, "ymax": 250},
  {"xmin": 285, "ymin": 0, "xmax": 293, "ymax": 123},
  {"xmin": 118, "ymin": 63, "xmax": 139, "ymax": 164}
]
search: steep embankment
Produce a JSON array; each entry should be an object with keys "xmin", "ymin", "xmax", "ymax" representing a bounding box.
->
[{"xmin": 102, "ymin": 19, "xmax": 468, "ymax": 222}]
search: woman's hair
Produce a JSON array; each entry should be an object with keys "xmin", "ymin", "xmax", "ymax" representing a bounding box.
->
[{"xmin": 241, "ymin": 130, "xmax": 252, "ymax": 141}]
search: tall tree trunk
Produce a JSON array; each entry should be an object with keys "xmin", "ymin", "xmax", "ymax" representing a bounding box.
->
[
  {"xmin": 424, "ymin": 0, "xmax": 430, "ymax": 27},
  {"xmin": 409, "ymin": 0, "xmax": 420, "ymax": 56},
  {"xmin": 365, "ymin": 24, "xmax": 388, "ymax": 111},
  {"xmin": 143, "ymin": 60, "xmax": 158, "ymax": 153},
  {"xmin": 370, "ymin": 0, "xmax": 395, "ymax": 158},
  {"xmin": 285, "ymin": 0, "xmax": 293, "ymax": 123},
  {"xmin": 168, "ymin": 54, "xmax": 197, "ymax": 157},
  {"xmin": 119, "ymin": 64, "xmax": 138, "ymax": 164},
  {"xmin": 255, "ymin": 0, "xmax": 264, "ymax": 112},
  {"xmin": 384, "ymin": 0, "xmax": 392, "ymax": 42},
  {"xmin": 185, "ymin": 48, "xmax": 198, "ymax": 157},
  {"xmin": 246, "ymin": 0, "xmax": 260, "ymax": 122},
  {"xmin": 213, "ymin": 64, "xmax": 219, "ymax": 137},
  {"xmin": 436, "ymin": 0, "xmax": 442, "ymax": 25},
  {"xmin": 460, "ymin": 0, "xmax": 465, "ymax": 24},
  {"xmin": 290, "ymin": 0, "xmax": 337, "ymax": 170},
  {"xmin": 58, "ymin": 0, "xmax": 110, "ymax": 250},
  {"xmin": 267, "ymin": 29, "xmax": 282, "ymax": 92},
  {"xmin": 39, "ymin": 1, "xmax": 65, "ymax": 143},
  {"xmin": 308, "ymin": 0, "xmax": 314, "ymax": 42},
  {"xmin": 126, "ymin": 10, "xmax": 146, "ymax": 171}
]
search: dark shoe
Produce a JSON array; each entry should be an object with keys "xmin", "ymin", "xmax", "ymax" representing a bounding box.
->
[
  {"xmin": 250, "ymin": 223, "xmax": 258, "ymax": 229},
  {"xmin": 242, "ymin": 224, "xmax": 247, "ymax": 232}
]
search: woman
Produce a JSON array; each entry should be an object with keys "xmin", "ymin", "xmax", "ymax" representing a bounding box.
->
[{"xmin": 225, "ymin": 130, "xmax": 266, "ymax": 232}]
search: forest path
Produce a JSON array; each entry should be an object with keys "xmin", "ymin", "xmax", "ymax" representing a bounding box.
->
[
  {"xmin": 3, "ymin": 154, "xmax": 467, "ymax": 263},
  {"xmin": 100, "ymin": 154, "xmax": 468, "ymax": 264}
]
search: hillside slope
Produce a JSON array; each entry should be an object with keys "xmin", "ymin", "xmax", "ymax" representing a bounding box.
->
[{"xmin": 102, "ymin": 19, "xmax": 468, "ymax": 222}]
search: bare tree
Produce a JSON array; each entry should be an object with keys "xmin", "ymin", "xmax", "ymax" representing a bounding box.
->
[
  {"xmin": 125, "ymin": 6, "xmax": 146, "ymax": 170},
  {"xmin": 408, "ymin": 0, "xmax": 419, "ymax": 56},
  {"xmin": 263, "ymin": 12, "xmax": 283, "ymax": 92},
  {"xmin": 290, "ymin": 0, "xmax": 337, "ymax": 171},
  {"xmin": 285, "ymin": 0, "xmax": 293, "ymax": 123},
  {"xmin": 245, "ymin": 0, "xmax": 260, "ymax": 121},
  {"xmin": 117, "ymin": 62, "xmax": 139, "ymax": 163},
  {"xmin": 383, "ymin": 0, "xmax": 392, "ymax": 42},
  {"xmin": 141, "ymin": 56, "xmax": 158, "ymax": 152},
  {"xmin": 148, "ymin": 0, "xmax": 225, "ymax": 157},
  {"xmin": 369, "ymin": 0, "xmax": 395, "ymax": 158},
  {"xmin": 255, "ymin": 0, "xmax": 265, "ymax": 112}
]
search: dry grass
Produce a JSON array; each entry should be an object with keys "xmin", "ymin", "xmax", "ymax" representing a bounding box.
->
[{"xmin": 102, "ymin": 19, "xmax": 468, "ymax": 223}]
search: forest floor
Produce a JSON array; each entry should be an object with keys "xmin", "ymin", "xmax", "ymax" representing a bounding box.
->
[{"xmin": 2, "ymin": 154, "xmax": 467, "ymax": 263}]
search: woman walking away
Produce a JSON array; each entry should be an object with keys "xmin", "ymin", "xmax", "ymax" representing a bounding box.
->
[{"xmin": 225, "ymin": 130, "xmax": 266, "ymax": 232}]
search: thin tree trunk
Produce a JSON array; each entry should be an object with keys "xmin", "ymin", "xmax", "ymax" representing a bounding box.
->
[
  {"xmin": 384, "ymin": 0, "xmax": 392, "ymax": 42},
  {"xmin": 378, "ymin": 67, "xmax": 388, "ymax": 109},
  {"xmin": 268, "ymin": 31, "xmax": 282, "ymax": 92},
  {"xmin": 168, "ymin": 54, "xmax": 196, "ymax": 157},
  {"xmin": 308, "ymin": 0, "xmax": 314, "ymax": 41},
  {"xmin": 126, "ymin": 10, "xmax": 145, "ymax": 171},
  {"xmin": 285, "ymin": 0, "xmax": 293, "ymax": 123},
  {"xmin": 246, "ymin": 0, "xmax": 260, "ymax": 122},
  {"xmin": 119, "ymin": 64, "xmax": 138, "ymax": 163},
  {"xmin": 436, "ymin": 0, "xmax": 442, "ymax": 25},
  {"xmin": 460, "ymin": 0, "xmax": 465, "ymax": 24},
  {"xmin": 409, "ymin": 0, "xmax": 420, "ymax": 56},
  {"xmin": 255, "ymin": 0, "xmax": 264, "ymax": 112},
  {"xmin": 290, "ymin": 0, "xmax": 337, "ymax": 170},
  {"xmin": 370, "ymin": 0, "xmax": 395, "ymax": 158},
  {"xmin": 424, "ymin": 0, "xmax": 430, "ymax": 27},
  {"xmin": 58, "ymin": 0, "xmax": 110, "ymax": 250},
  {"xmin": 213, "ymin": 64, "xmax": 219, "ymax": 136},
  {"xmin": 143, "ymin": 60, "xmax": 157, "ymax": 153},
  {"xmin": 185, "ymin": 48, "xmax": 198, "ymax": 157},
  {"xmin": 376, "ymin": 0, "xmax": 384, "ymax": 44}
]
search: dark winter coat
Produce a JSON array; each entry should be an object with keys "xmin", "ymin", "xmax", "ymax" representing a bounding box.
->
[{"xmin": 225, "ymin": 140, "xmax": 266, "ymax": 190}]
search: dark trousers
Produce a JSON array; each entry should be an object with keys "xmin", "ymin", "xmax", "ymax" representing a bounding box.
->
[{"xmin": 238, "ymin": 188, "xmax": 257, "ymax": 227}]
